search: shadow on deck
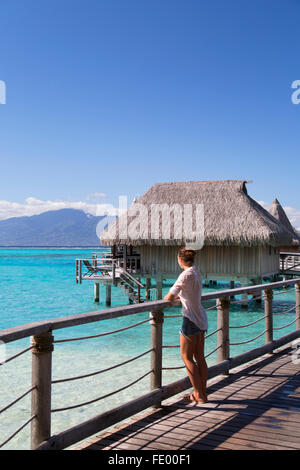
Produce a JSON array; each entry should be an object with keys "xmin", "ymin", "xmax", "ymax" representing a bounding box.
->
[{"xmin": 76, "ymin": 344, "xmax": 300, "ymax": 450}]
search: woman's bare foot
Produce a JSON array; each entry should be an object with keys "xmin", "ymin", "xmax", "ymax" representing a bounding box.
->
[{"xmin": 182, "ymin": 393, "xmax": 207, "ymax": 404}]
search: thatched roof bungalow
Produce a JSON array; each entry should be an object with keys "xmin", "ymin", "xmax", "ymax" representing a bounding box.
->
[
  {"xmin": 268, "ymin": 198, "xmax": 300, "ymax": 253},
  {"xmin": 101, "ymin": 180, "xmax": 294, "ymax": 287}
]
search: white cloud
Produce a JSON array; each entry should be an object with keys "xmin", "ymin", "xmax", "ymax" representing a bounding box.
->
[
  {"xmin": 86, "ymin": 192, "xmax": 107, "ymax": 200},
  {"xmin": 0, "ymin": 197, "xmax": 118, "ymax": 220},
  {"xmin": 257, "ymin": 200, "xmax": 270, "ymax": 210},
  {"xmin": 258, "ymin": 200, "xmax": 300, "ymax": 231}
]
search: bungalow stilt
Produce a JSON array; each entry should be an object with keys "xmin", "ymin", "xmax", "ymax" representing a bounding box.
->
[
  {"xmin": 106, "ymin": 284, "xmax": 111, "ymax": 306},
  {"xmin": 94, "ymin": 283, "xmax": 100, "ymax": 303}
]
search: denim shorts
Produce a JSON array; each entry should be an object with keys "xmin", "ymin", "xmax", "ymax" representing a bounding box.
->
[{"xmin": 180, "ymin": 316, "xmax": 205, "ymax": 338}]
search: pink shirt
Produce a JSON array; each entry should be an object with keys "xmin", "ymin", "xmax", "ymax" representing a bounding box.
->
[{"xmin": 169, "ymin": 266, "xmax": 208, "ymax": 331}]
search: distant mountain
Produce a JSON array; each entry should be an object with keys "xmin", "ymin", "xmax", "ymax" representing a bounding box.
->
[{"xmin": 0, "ymin": 209, "xmax": 106, "ymax": 246}]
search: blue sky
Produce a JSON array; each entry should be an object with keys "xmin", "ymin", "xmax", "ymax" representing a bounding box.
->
[{"xmin": 0, "ymin": 0, "xmax": 300, "ymax": 225}]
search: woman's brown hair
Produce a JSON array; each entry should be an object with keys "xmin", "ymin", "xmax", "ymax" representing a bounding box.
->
[{"xmin": 178, "ymin": 247, "xmax": 196, "ymax": 267}]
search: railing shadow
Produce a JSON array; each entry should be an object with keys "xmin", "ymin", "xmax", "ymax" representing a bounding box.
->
[{"xmin": 84, "ymin": 348, "xmax": 300, "ymax": 450}]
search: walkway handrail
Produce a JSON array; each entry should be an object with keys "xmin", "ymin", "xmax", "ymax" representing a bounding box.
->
[
  {"xmin": 1, "ymin": 277, "xmax": 300, "ymax": 450},
  {"xmin": 0, "ymin": 300, "xmax": 172, "ymax": 344},
  {"xmin": 1, "ymin": 277, "xmax": 299, "ymax": 344}
]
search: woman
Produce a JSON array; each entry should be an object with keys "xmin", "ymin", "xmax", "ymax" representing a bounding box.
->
[{"xmin": 164, "ymin": 248, "xmax": 208, "ymax": 403}]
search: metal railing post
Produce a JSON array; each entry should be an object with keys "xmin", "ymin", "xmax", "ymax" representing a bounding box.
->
[
  {"xmin": 94, "ymin": 283, "xmax": 100, "ymax": 302},
  {"xmin": 112, "ymin": 261, "xmax": 116, "ymax": 286},
  {"xmin": 295, "ymin": 283, "xmax": 300, "ymax": 330},
  {"xmin": 30, "ymin": 331, "xmax": 53, "ymax": 450},
  {"xmin": 217, "ymin": 297, "xmax": 230, "ymax": 370},
  {"xmin": 264, "ymin": 288, "xmax": 273, "ymax": 348},
  {"xmin": 150, "ymin": 309, "xmax": 164, "ymax": 408},
  {"xmin": 137, "ymin": 284, "xmax": 141, "ymax": 303}
]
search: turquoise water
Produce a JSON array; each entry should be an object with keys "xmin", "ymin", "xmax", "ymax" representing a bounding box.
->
[{"xmin": 0, "ymin": 248, "xmax": 297, "ymax": 449}]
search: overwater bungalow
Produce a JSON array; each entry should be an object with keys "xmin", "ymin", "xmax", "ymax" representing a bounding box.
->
[
  {"xmin": 268, "ymin": 198, "xmax": 300, "ymax": 253},
  {"xmin": 82, "ymin": 180, "xmax": 294, "ymax": 304}
]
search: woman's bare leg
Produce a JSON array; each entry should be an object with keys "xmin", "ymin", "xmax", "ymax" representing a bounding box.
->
[
  {"xmin": 180, "ymin": 333, "xmax": 206, "ymax": 402},
  {"xmin": 194, "ymin": 332, "xmax": 208, "ymax": 401}
]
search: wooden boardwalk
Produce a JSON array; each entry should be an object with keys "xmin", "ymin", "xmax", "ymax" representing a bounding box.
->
[{"xmin": 77, "ymin": 344, "xmax": 300, "ymax": 451}]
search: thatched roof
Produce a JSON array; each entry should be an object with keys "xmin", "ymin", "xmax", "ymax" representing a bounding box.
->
[
  {"xmin": 101, "ymin": 180, "xmax": 294, "ymax": 247},
  {"xmin": 269, "ymin": 198, "xmax": 300, "ymax": 246}
]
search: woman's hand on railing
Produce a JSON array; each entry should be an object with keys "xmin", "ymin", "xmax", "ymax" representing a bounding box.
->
[{"xmin": 164, "ymin": 292, "xmax": 180, "ymax": 306}]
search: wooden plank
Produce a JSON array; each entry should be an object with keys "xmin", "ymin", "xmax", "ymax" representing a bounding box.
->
[
  {"xmin": 131, "ymin": 404, "xmax": 300, "ymax": 434},
  {"xmin": 0, "ymin": 321, "xmax": 52, "ymax": 343},
  {"xmin": 77, "ymin": 347, "xmax": 300, "ymax": 451},
  {"xmin": 143, "ymin": 405, "xmax": 300, "ymax": 435},
  {"xmin": 107, "ymin": 416, "xmax": 300, "ymax": 450},
  {"xmin": 145, "ymin": 409, "xmax": 300, "ymax": 444},
  {"xmin": 195, "ymin": 377, "xmax": 300, "ymax": 397},
  {"xmin": 37, "ymin": 360, "xmax": 231, "ymax": 450},
  {"xmin": 140, "ymin": 410, "xmax": 300, "ymax": 441},
  {"xmin": 138, "ymin": 412, "xmax": 300, "ymax": 444},
  {"xmin": 170, "ymin": 401, "xmax": 300, "ymax": 424},
  {"xmin": 207, "ymin": 387, "xmax": 300, "ymax": 405},
  {"xmin": 89, "ymin": 411, "xmax": 294, "ymax": 451},
  {"xmin": 94, "ymin": 427, "xmax": 222, "ymax": 451},
  {"xmin": 92, "ymin": 423, "xmax": 291, "ymax": 451}
]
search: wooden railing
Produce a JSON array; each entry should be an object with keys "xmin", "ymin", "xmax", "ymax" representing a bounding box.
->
[
  {"xmin": 76, "ymin": 258, "xmax": 117, "ymax": 284},
  {"xmin": 76, "ymin": 255, "xmax": 141, "ymax": 284},
  {"xmin": 280, "ymin": 252, "xmax": 300, "ymax": 274},
  {"xmin": 1, "ymin": 278, "xmax": 300, "ymax": 450}
]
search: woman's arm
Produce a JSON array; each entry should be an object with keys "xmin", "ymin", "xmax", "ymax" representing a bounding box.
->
[
  {"xmin": 164, "ymin": 272, "xmax": 185, "ymax": 303},
  {"xmin": 164, "ymin": 292, "xmax": 179, "ymax": 301}
]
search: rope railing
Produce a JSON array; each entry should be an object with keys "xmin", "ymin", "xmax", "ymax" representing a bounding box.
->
[
  {"xmin": 52, "ymin": 348, "xmax": 153, "ymax": 384},
  {"xmin": 205, "ymin": 345, "xmax": 222, "ymax": 359},
  {"xmin": 162, "ymin": 365, "xmax": 185, "ymax": 370},
  {"xmin": 273, "ymin": 305, "xmax": 297, "ymax": 316},
  {"xmin": 229, "ymin": 294, "xmax": 264, "ymax": 305},
  {"xmin": 205, "ymin": 327, "xmax": 221, "ymax": 339},
  {"xmin": 225, "ymin": 287, "xmax": 294, "ymax": 306},
  {"xmin": 54, "ymin": 318, "xmax": 151, "ymax": 344},
  {"xmin": 162, "ymin": 343, "xmax": 222, "ymax": 371},
  {"xmin": 0, "ymin": 415, "xmax": 36, "ymax": 449},
  {"xmin": 202, "ymin": 304, "xmax": 219, "ymax": 312},
  {"xmin": 162, "ymin": 326, "xmax": 220, "ymax": 351},
  {"xmin": 229, "ymin": 315, "xmax": 266, "ymax": 329},
  {"xmin": 51, "ymin": 370, "xmax": 153, "ymax": 413},
  {"xmin": 0, "ymin": 386, "xmax": 36, "ymax": 415},
  {"xmin": 164, "ymin": 304, "xmax": 217, "ymax": 320},
  {"xmin": 273, "ymin": 317, "xmax": 299, "ymax": 331},
  {"xmin": 1, "ymin": 276, "xmax": 300, "ymax": 450},
  {"xmin": 273, "ymin": 288, "xmax": 295, "ymax": 296},
  {"xmin": 229, "ymin": 329, "xmax": 267, "ymax": 346},
  {"xmin": 0, "ymin": 345, "xmax": 33, "ymax": 366}
]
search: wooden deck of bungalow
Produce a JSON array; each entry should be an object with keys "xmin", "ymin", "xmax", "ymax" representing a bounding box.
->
[
  {"xmin": 76, "ymin": 344, "xmax": 300, "ymax": 451},
  {"xmin": 75, "ymin": 251, "xmax": 300, "ymax": 307},
  {"xmin": 280, "ymin": 252, "xmax": 300, "ymax": 277}
]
